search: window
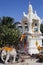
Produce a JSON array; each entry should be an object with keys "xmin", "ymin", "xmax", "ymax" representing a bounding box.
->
[
  {"xmin": 18, "ymin": 26, "xmax": 23, "ymax": 33},
  {"xmin": 35, "ymin": 23, "xmax": 37, "ymax": 26},
  {"xmin": 34, "ymin": 27, "xmax": 38, "ymax": 32},
  {"xmin": 25, "ymin": 26, "xmax": 28, "ymax": 31}
]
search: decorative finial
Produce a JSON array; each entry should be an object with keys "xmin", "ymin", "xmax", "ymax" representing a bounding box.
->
[
  {"xmin": 35, "ymin": 11, "xmax": 36, "ymax": 14},
  {"xmin": 23, "ymin": 12, "xmax": 25, "ymax": 16},
  {"xmin": 29, "ymin": 1, "xmax": 30, "ymax": 4},
  {"xmin": 28, "ymin": 2, "xmax": 33, "ymax": 13},
  {"xmin": 23, "ymin": 12, "xmax": 28, "ymax": 18},
  {"xmin": 35, "ymin": 10, "xmax": 37, "ymax": 15}
]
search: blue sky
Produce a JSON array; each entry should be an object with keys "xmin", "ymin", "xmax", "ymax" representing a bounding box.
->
[{"xmin": 0, "ymin": 0, "xmax": 43, "ymax": 22}]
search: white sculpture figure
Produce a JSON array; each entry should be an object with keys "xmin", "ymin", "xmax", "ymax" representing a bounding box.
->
[{"xmin": 1, "ymin": 46, "xmax": 17, "ymax": 63}]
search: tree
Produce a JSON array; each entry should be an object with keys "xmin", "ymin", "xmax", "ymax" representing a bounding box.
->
[
  {"xmin": 1, "ymin": 16, "xmax": 14, "ymax": 25},
  {"xmin": 40, "ymin": 24, "xmax": 43, "ymax": 35},
  {"xmin": 40, "ymin": 24, "xmax": 43, "ymax": 45},
  {"xmin": 0, "ymin": 16, "xmax": 21, "ymax": 48}
]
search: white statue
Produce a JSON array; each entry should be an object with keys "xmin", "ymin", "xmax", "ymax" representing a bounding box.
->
[{"xmin": 1, "ymin": 46, "xmax": 17, "ymax": 63}]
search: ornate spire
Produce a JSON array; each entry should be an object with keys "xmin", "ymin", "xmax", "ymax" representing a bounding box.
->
[{"xmin": 28, "ymin": 2, "xmax": 33, "ymax": 13}]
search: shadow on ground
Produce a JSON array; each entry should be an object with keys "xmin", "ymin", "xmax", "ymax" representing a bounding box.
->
[
  {"xmin": 0, "ymin": 57, "xmax": 4, "ymax": 64},
  {"xmin": 36, "ymin": 59, "xmax": 43, "ymax": 63}
]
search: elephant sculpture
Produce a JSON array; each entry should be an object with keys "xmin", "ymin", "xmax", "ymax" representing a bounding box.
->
[{"xmin": 1, "ymin": 46, "xmax": 17, "ymax": 63}]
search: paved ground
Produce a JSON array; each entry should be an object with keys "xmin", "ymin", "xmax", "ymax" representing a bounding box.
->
[
  {"xmin": 0, "ymin": 55, "xmax": 43, "ymax": 65},
  {"xmin": 0, "ymin": 58, "xmax": 43, "ymax": 65}
]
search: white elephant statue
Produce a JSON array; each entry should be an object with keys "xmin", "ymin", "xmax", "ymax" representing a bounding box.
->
[{"xmin": 1, "ymin": 47, "xmax": 17, "ymax": 63}]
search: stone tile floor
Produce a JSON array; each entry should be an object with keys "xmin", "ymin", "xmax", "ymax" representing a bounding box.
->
[{"xmin": 0, "ymin": 55, "xmax": 43, "ymax": 65}]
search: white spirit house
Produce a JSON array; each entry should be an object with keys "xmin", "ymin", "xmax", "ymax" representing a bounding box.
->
[{"xmin": 15, "ymin": 3, "xmax": 43, "ymax": 55}]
